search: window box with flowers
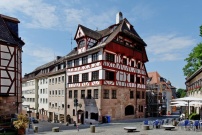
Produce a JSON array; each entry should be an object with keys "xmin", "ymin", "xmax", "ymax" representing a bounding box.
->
[{"xmin": 13, "ymin": 113, "xmax": 29, "ymax": 135}]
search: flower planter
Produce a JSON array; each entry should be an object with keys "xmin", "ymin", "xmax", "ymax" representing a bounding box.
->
[{"xmin": 18, "ymin": 128, "xmax": 25, "ymax": 135}]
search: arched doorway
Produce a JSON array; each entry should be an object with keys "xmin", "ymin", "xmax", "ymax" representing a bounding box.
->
[
  {"xmin": 77, "ymin": 110, "xmax": 84, "ymax": 124},
  {"xmin": 125, "ymin": 105, "xmax": 134, "ymax": 115}
]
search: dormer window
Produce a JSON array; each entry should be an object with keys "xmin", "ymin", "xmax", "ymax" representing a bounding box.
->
[{"xmin": 78, "ymin": 39, "xmax": 85, "ymax": 48}]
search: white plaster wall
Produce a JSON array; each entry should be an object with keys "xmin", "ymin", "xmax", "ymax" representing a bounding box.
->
[
  {"xmin": 38, "ymin": 78, "xmax": 49, "ymax": 111},
  {"xmin": 22, "ymin": 79, "xmax": 36, "ymax": 108}
]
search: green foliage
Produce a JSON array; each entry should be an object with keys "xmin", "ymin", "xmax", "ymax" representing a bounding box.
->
[
  {"xmin": 189, "ymin": 112, "xmax": 200, "ymax": 120},
  {"xmin": 200, "ymin": 25, "xmax": 202, "ymax": 37},
  {"xmin": 176, "ymin": 88, "xmax": 186, "ymax": 98},
  {"xmin": 183, "ymin": 43, "xmax": 202, "ymax": 77}
]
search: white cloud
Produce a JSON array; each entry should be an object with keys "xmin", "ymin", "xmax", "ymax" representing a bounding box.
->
[
  {"xmin": 23, "ymin": 44, "xmax": 55, "ymax": 64},
  {"xmin": 145, "ymin": 34, "xmax": 196, "ymax": 62},
  {"xmin": 64, "ymin": 8, "xmax": 116, "ymax": 32},
  {"xmin": 0, "ymin": 0, "xmax": 59, "ymax": 29}
]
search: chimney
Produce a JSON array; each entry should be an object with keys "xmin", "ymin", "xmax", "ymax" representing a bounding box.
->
[{"xmin": 116, "ymin": 12, "xmax": 123, "ymax": 24}]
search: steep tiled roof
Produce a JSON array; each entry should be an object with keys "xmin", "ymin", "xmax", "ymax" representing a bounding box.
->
[
  {"xmin": 0, "ymin": 14, "xmax": 24, "ymax": 47},
  {"xmin": 78, "ymin": 24, "xmax": 102, "ymax": 40},
  {"xmin": 148, "ymin": 71, "xmax": 161, "ymax": 84}
]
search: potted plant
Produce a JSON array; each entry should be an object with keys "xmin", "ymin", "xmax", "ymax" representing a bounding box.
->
[{"xmin": 13, "ymin": 113, "xmax": 29, "ymax": 135}]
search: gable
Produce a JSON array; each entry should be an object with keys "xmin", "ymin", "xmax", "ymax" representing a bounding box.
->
[{"xmin": 75, "ymin": 27, "xmax": 85, "ymax": 40}]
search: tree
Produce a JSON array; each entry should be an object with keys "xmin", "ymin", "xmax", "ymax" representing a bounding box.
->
[
  {"xmin": 183, "ymin": 25, "xmax": 202, "ymax": 77},
  {"xmin": 176, "ymin": 88, "xmax": 186, "ymax": 98}
]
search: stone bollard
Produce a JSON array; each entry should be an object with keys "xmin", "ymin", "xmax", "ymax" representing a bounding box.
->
[
  {"xmin": 90, "ymin": 125, "xmax": 95, "ymax": 133},
  {"xmin": 34, "ymin": 126, "xmax": 38, "ymax": 133}
]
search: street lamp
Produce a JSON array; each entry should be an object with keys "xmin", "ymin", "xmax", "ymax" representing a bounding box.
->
[
  {"xmin": 14, "ymin": 96, "xmax": 25, "ymax": 113},
  {"xmin": 74, "ymin": 98, "xmax": 78, "ymax": 123}
]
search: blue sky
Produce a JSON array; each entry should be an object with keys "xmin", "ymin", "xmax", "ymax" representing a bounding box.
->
[{"xmin": 0, "ymin": 0, "xmax": 201, "ymax": 89}]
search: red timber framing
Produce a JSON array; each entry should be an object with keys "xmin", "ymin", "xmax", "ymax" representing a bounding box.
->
[{"xmin": 0, "ymin": 43, "xmax": 22, "ymax": 96}]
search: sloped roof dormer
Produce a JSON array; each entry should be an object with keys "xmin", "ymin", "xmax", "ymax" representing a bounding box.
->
[{"xmin": 74, "ymin": 24, "xmax": 102, "ymax": 40}]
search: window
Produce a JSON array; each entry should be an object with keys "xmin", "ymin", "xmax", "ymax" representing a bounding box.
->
[
  {"xmin": 142, "ymin": 91, "xmax": 145, "ymax": 99},
  {"xmin": 49, "ymin": 90, "xmax": 51, "ymax": 95},
  {"xmin": 92, "ymin": 52, "xmax": 98, "ymax": 62},
  {"xmin": 94, "ymin": 89, "xmax": 98, "ymax": 99},
  {"xmin": 112, "ymin": 90, "xmax": 116, "ymax": 99},
  {"xmin": 82, "ymin": 73, "xmax": 88, "ymax": 82},
  {"xmin": 68, "ymin": 76, "xmax": 72, "ymax": 83},
  {"xmin": 81, "ymin": 90, "xmax": 85, "ymax": 99},
  {"xmin": 130, "ymin": 91, "xmax": 134, "ymax": 99},
  {"xmin": 106, "ymin": 52, "xmax": 115, "ymax": 62},
  {"xmin": 82, "ymin": 56, "xmax": 88, "ymax": 64},
  {"xmin": 105, "ymin": 70, "xmax": 114, "ymax": 80},
  {"xmin": 142, "ymin": 78, "xmax": 145, "ymax": 84},
  {"xmin": 74, "ymin": 58, "xmax": 79, "ymax": 66},
  {"xmin": 130, "ymin": 74, "xmax": 134, "ymax": 82},
  {"xmin": 58, "ymin": 77, "xmax": 61, "ymax": 83},
  {"xmin": 69, "ymin": 90, "xmax": 72, "ymax": 98},
  {"xmin": 55, "ymin": 78, "xmax": 57, "ymax": 84},
  {"xmin": 136, "ymin": 77, "xmax": 140, "ymax": 83},
  {"xmin": 92, "ymin": 71, "xmax": 99, "ymax": 81},
  {"xmin": 78, "ymin": 40, "xmax": 85, "ymax": 48},
  {"xmin": 74, "ymin": 90, "xmax": 78, "ymax": 98},
  {"xmin": 55, "ymin": 90, "xmax": 57, "ymax": 95},
  {"xmin": 87, "ymin": 89, "xmax": 91, "ymax": 99},
  {"xmin": 40, "ymin": 89, "xmax": 42, "ymax": 94},
  {"xmin": 136, "ymin": 91, "xmax": 140, "ymax": 99},
  {"xmin": 73, "ymin": 75, "xmax": 79, "ymax": 83},
  {"xmin": 52, "ymin": 78, "xmax": 54, "ymax": 84},
  {"xmin": 131, "ymin": 61, "xmax": 134, "ymax": 67},
  {"xmin": 62, "ymin": 90, "xmax": 64, "ymax": 95},
  {"xmin": 137, "ymin": 62, "xmax": 141, "ymax": 69},
  {"xmin": 67, "ymin": 60, "xmax": 72, "ymax": 68},
  {"xmin": 49, "ymin": 79, "xmax": 51, "ymax": 84},
  {"xmin": 123, "ymin": 58, "xmax": 127, "ymax": 65},
  {"xmin": 103, "ymin": 89, "xmax": 109, "ymax": 99},
  {"xmin": 52, "ymin": 90, "xmax": 54, "ymax": 95},
  {"xmin": 58, "ymin": 90, "xmax": 61, "ymax": 95},
  {"xmin": 62, "ymin": 76, "xmax": 64, "ymax": 82},
  {"xmin": 73, "ymin": 109, "xmax": 75, "ymax": 116}
]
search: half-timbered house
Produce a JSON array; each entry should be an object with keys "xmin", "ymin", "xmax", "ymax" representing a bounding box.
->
[
  {"xmin": 0, "ymin": 14, "xmax": 25, "ymax": 115},
  {"xmin": 66, "ymin": 12, "xmax": 148, "ymax": 123}
]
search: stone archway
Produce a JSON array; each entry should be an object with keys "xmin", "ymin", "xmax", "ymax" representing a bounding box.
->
[
  {"xmin": 125, "ymin": 105, "xmax": 134, "ymax": 115},
  {"xmin": 77, "ymin": 110, "xmax": 84, "ymax": 124}
]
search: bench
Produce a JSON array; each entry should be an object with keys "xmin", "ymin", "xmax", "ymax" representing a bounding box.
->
[
  {"xmin": 142, "ymin": 125, "xmax": 150, "ymax": 130},
  {"xmin": 123, "ymin": 127, "xmax": 137, "ymax": 132},
  {"xmin": 162, "ymin": 125, "xmax": 175, "ymax": 130},
  {"xmin": 52, "ymin": 127, "xmax": 59, "ymax": 132}
]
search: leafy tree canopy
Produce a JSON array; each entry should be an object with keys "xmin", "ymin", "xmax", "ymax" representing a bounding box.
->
[
  {"xmin": 176, "ymin": 88, "xmax": 186, "ymax": 98},
  {"xmin": 183, "ymin": 25, "xmax": 202, "ymax": 77}
]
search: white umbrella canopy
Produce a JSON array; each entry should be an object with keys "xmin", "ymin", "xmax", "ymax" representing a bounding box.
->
[
  {"xmin": 172, "ymin": 96, "xmax": 202, "ymax": 115},
  {"xmin": 170, "ymin": 103, "xmax": 187, "ymax": 107},
  {"xmin": 173, "ymin": 97, "xmax": 202, "ymax": 101},
  {"xmin": 170, "ymin": 101, "xmax": 188, "ymax": 104}
]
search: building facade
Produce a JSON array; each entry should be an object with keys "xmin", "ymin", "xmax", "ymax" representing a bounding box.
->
[
  {"xmin": 185, "ymin": 66, "xmax": 202, "ymax": 114},
  {"xmin": 22, "ymin": 12, "xmax": 149, "ymax": 123},
  {"xmin": 147, "ymin": 71, "xmax": 176, "ymax": 116},
  {"xmin": 66, "ymin": 12, "xmax": 148, "ymax": 123},
  {"xmin": 0, "ymin": 14, "xmax": 25, "ymax": 115}
]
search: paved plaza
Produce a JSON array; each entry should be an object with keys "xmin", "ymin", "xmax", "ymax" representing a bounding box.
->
[{"xmin": 27, "ymin": 116, "xmax": 202, "ymax": 135}]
